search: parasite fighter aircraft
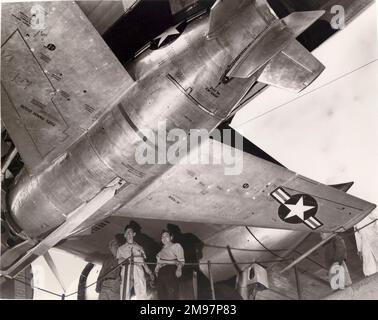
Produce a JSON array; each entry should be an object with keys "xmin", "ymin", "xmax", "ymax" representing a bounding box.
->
[{"xmin": 1, "ymin": 0, "xmax": 376, "ymax": 298}]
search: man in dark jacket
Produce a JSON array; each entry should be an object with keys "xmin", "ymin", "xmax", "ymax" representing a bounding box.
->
[{"xmin": 96, "ymin": 234, "xmax": 124, "ymax": 300}]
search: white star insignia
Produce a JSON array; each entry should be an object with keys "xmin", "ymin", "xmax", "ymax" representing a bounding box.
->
[
  {"xmin": 154, "ymin": 24, "xmax": 181, "ymax": 47},
  {"xmin": 284, "ymin": 196, "xmax": 315, "ymax": 221}
]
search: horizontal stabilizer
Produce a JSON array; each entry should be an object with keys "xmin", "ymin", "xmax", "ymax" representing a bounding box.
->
[
  {"xmin": 282, "ymin": 10, "xmax": 326, "ymax": 37},
  {"xmin": 258, "ymin": 39, "xmax": 325, "ymax": 92},
  {"xmin": 227, "ymin": 10, "xmax": 325, "ymax": 82}
]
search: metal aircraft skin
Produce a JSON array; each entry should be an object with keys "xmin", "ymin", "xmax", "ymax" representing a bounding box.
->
[{"xmin": 0, "ymin": 0, "xmax": 376, "ymax": 291}]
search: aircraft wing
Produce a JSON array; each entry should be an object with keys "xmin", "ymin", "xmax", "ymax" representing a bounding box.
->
[
  {"xmin": 114, "ymin": 131, "xmax": 376, "ymax": 233},
  {"xmin": 76, "ymin": 1, "xmax": 127, "ymax": 35},
  {"xmin": 1, "ymin": 1, "xmax": 133, "ymax": 174}
]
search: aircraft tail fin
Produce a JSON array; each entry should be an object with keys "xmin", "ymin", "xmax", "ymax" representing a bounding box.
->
[
  {"xmin": 226, "ymin": 10, "xmax": 325, "ymax": 92},
  {"xmin": 207, "ymin": 0, "xmax": 252, "ymax": 38},
  {"xmin": 257, "ymin": 39, "xmax": 325, "ymax": 92}
]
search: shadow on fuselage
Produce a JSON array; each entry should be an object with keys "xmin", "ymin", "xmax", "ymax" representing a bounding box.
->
[{"xmin": 103, "ymin": 0, "xmax": 216, "ymax": 65}]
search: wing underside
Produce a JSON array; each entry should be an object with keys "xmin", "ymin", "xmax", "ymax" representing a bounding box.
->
[
  {"xmin": 114, "ymin": 137, "xmax": 375, "ymax": 233},
  {"xmin": 1, "ymin": 2, "xmax": 133, "ymax": 174}
]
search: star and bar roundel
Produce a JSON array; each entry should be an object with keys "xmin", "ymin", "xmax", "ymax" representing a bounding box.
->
[
  {"xmin": 150, "ymin": 21, "xmax": 187, "ymax": 50},
  {"xmin": 270, "ymin": 188, "xmax": 323, "ymax": 230}
]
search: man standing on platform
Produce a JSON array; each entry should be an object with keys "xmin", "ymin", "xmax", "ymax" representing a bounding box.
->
[{"xmin": 117, "ymin": 224, "xmax": 154, "ymax": 300}]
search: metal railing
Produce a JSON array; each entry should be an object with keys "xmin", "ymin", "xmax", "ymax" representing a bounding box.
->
[{"xmin": 3, "ymin": 218, "xmax": 376, "ymax": 300}]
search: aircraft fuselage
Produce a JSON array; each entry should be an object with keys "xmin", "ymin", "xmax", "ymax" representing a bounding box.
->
[{"xmin": 7, "ymin": 2, "xmax": 270, "ymax": 239}]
